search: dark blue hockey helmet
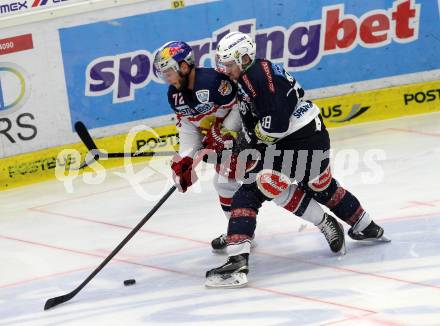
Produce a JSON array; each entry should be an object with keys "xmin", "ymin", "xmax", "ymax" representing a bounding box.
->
[{"xmin": 153, "ymin": 41, "xmax": 195, "ymax": 78}]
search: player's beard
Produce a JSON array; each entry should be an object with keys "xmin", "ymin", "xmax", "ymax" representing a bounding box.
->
[{"xmin": 177, "ymin": 71, "xmax": 190, "ymax": 90}]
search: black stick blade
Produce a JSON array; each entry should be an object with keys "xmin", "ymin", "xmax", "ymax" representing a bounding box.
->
[
  {"xmin": 74, "ymin": 121, "xmax": 101, "ymax": 168},
  {"xmin": 106, "ymin": 151, "xmax": 176, "ymax": 158},
  {"xmin": 44, "ymin": 292, "xmax": 75, "ymax": 310},
  {"xmin": 74, "ymin": 121, "xmax": 98, "ymax": 151}
]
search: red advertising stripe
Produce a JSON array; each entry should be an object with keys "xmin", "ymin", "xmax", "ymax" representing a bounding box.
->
[{"xmin": 0, "ymin": 34, "xmax": 34, "ymax": 56}]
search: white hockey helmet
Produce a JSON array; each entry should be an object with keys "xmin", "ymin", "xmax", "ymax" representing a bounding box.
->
[{"xmin": 215, "ymin": 32, "xmax": 256, "ymax": 71}]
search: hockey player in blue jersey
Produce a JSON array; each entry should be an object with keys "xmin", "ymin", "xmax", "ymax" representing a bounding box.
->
[
  {"xmin": 206, "ymin": 32, "xmax": 390, "ymax": 288},
  {"xmin": 153, "ymin": 41, "xmax": 346, "ymax": 257}
]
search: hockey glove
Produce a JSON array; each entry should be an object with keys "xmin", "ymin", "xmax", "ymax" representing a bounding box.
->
[
  {"xmin": 171, "ymin": 155, "xmax": 198, "ymax": 193},
  {"xmin": 202, "ymin": 120, "xmax": 236, "ymax": 152}
]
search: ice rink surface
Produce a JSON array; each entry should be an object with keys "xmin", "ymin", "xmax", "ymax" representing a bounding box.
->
[{"xmin": 1, "ymin": 113, "xmax": 440, "ymax": 326}]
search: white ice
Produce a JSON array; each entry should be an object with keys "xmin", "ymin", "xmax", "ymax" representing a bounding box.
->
[{"xmin": 1, "ymin": 113, "xmax": 440, "ymax": 326}]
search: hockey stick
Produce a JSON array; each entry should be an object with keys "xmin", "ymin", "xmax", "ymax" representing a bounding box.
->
[
  {"xmin": 43, "ymin": 186, "xmax": 176, "ymax": 310},
  {"xmin": 74, "ymin": 121, "xmax": 176, "ymax": 169},
  {"xmin": 44, "ymin": 149, "xmax": 209, "ymax": 310}
]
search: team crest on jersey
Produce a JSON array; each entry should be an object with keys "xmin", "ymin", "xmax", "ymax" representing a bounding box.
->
[
  {"xmin": 196, "ymin": 90, "xmax": 210, "ymax": 103},
  {"xmin": 218, "ymin": 80, "xmax": 232, "ymax": 96}
]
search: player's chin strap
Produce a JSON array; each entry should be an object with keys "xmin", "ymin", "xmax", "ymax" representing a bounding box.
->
[{"xmin": 241, "ymin": 56, "xmax": 255, "ymax": 72}]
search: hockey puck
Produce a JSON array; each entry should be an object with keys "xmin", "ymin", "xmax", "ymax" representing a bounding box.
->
[{"xmin": 123, "ymin": 279, "xmax": 136, "ymax": 286}]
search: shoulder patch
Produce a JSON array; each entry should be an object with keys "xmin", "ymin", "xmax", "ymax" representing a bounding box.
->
[
  {"xmin": 271, "ymin": 63, "xmax": 284, "ymax": 77},
  {"xmin": 218, "ymin": 80, "xmax": 232, "ymax": 96},
  {"xmin": 195, "ymin": 89, "xmax": 210, "ymax": 103},
  {"xmin": 272, "ymin": 63, "xmax": 295, "ymax": 84}
]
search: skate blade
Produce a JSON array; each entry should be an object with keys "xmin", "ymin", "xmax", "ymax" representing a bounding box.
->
[
  {"xmin": 375, "ymin": 235, "xmax": 391, "ymax": 243},
  {"xmin": 205, "ymin": 272, "xmax": 248, "ymax": 288},
  {"xmin": 337, "ymin": 241, "xmax": 347, "ymax": 256},
  {"xmin": 358, "ymin": 235, "xmax": 391, "ymax": 243}
]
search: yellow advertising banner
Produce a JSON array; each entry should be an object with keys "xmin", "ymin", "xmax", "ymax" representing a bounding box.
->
[
  {"xmin": 0, "ymin": 125, "xmax": 178, "ymax": 190},
  {"xmin": 315, "ymin": 80, "xmax": 440, "ymax": 128}
]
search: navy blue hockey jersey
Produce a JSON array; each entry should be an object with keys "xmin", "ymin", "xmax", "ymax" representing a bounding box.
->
[
  {"xmin": 167, "ymin": 68, "xmax": 237, "ymax": 130},
  {"xmin": 237, "ymin": 59, "xmax": 319, "ymax": 142},
  {"xmin": 167, "ymin": 68, "xmax": 238, "ymax": 156}
]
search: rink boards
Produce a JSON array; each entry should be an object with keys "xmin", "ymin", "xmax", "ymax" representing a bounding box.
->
[
  {"xmin": 1, "ymin": 79, "xmax": 439, "ymax": 190},
  {"xmin": 0, "ymin": 124, "xmax": 178, "ymax": 190}
]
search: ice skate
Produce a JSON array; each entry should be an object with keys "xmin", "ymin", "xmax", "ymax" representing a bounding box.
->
[
  {"xmin": 205, "ymin": 254, "xmax": 249, "ymax": 288},
  {"xmin": 348, "ymin": 221, "xmax": 391, "ymax": 243},
  {"xmin": 317, "ymin": 213, "xmax": 346, "ymax": 255}
]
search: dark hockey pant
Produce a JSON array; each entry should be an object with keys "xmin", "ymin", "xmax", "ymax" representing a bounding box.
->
[{"xmin": 227, "ymin": 115, "xmax": 367, "ymax": 243}]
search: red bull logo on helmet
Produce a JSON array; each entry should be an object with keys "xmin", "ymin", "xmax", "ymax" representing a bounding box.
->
[{"xmin": 160, "ymin": 46, "xmax": 184, "ymax": 60}]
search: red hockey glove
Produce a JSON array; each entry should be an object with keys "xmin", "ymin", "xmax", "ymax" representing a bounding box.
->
[
  {"xmin": 171, "ymin": 155, "xmax": 198, "ymax": 193},
  {"xmin": 202, "ymin": 120, "xmax": 235, "ymax": 152}
]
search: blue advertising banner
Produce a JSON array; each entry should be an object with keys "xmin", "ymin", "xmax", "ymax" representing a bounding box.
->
[{"xmin": 59, "ymin": 0, "xmax": 439, "ymax": 129}]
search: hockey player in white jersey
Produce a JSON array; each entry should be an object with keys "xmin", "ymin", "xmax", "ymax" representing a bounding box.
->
[
  {"xmin": 205, "ymin": 32, "xmax": 390, "ymax": 288},
  {"xmin": 153, "ymin": 41, "xmax": 347, "ymax": 259}
]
